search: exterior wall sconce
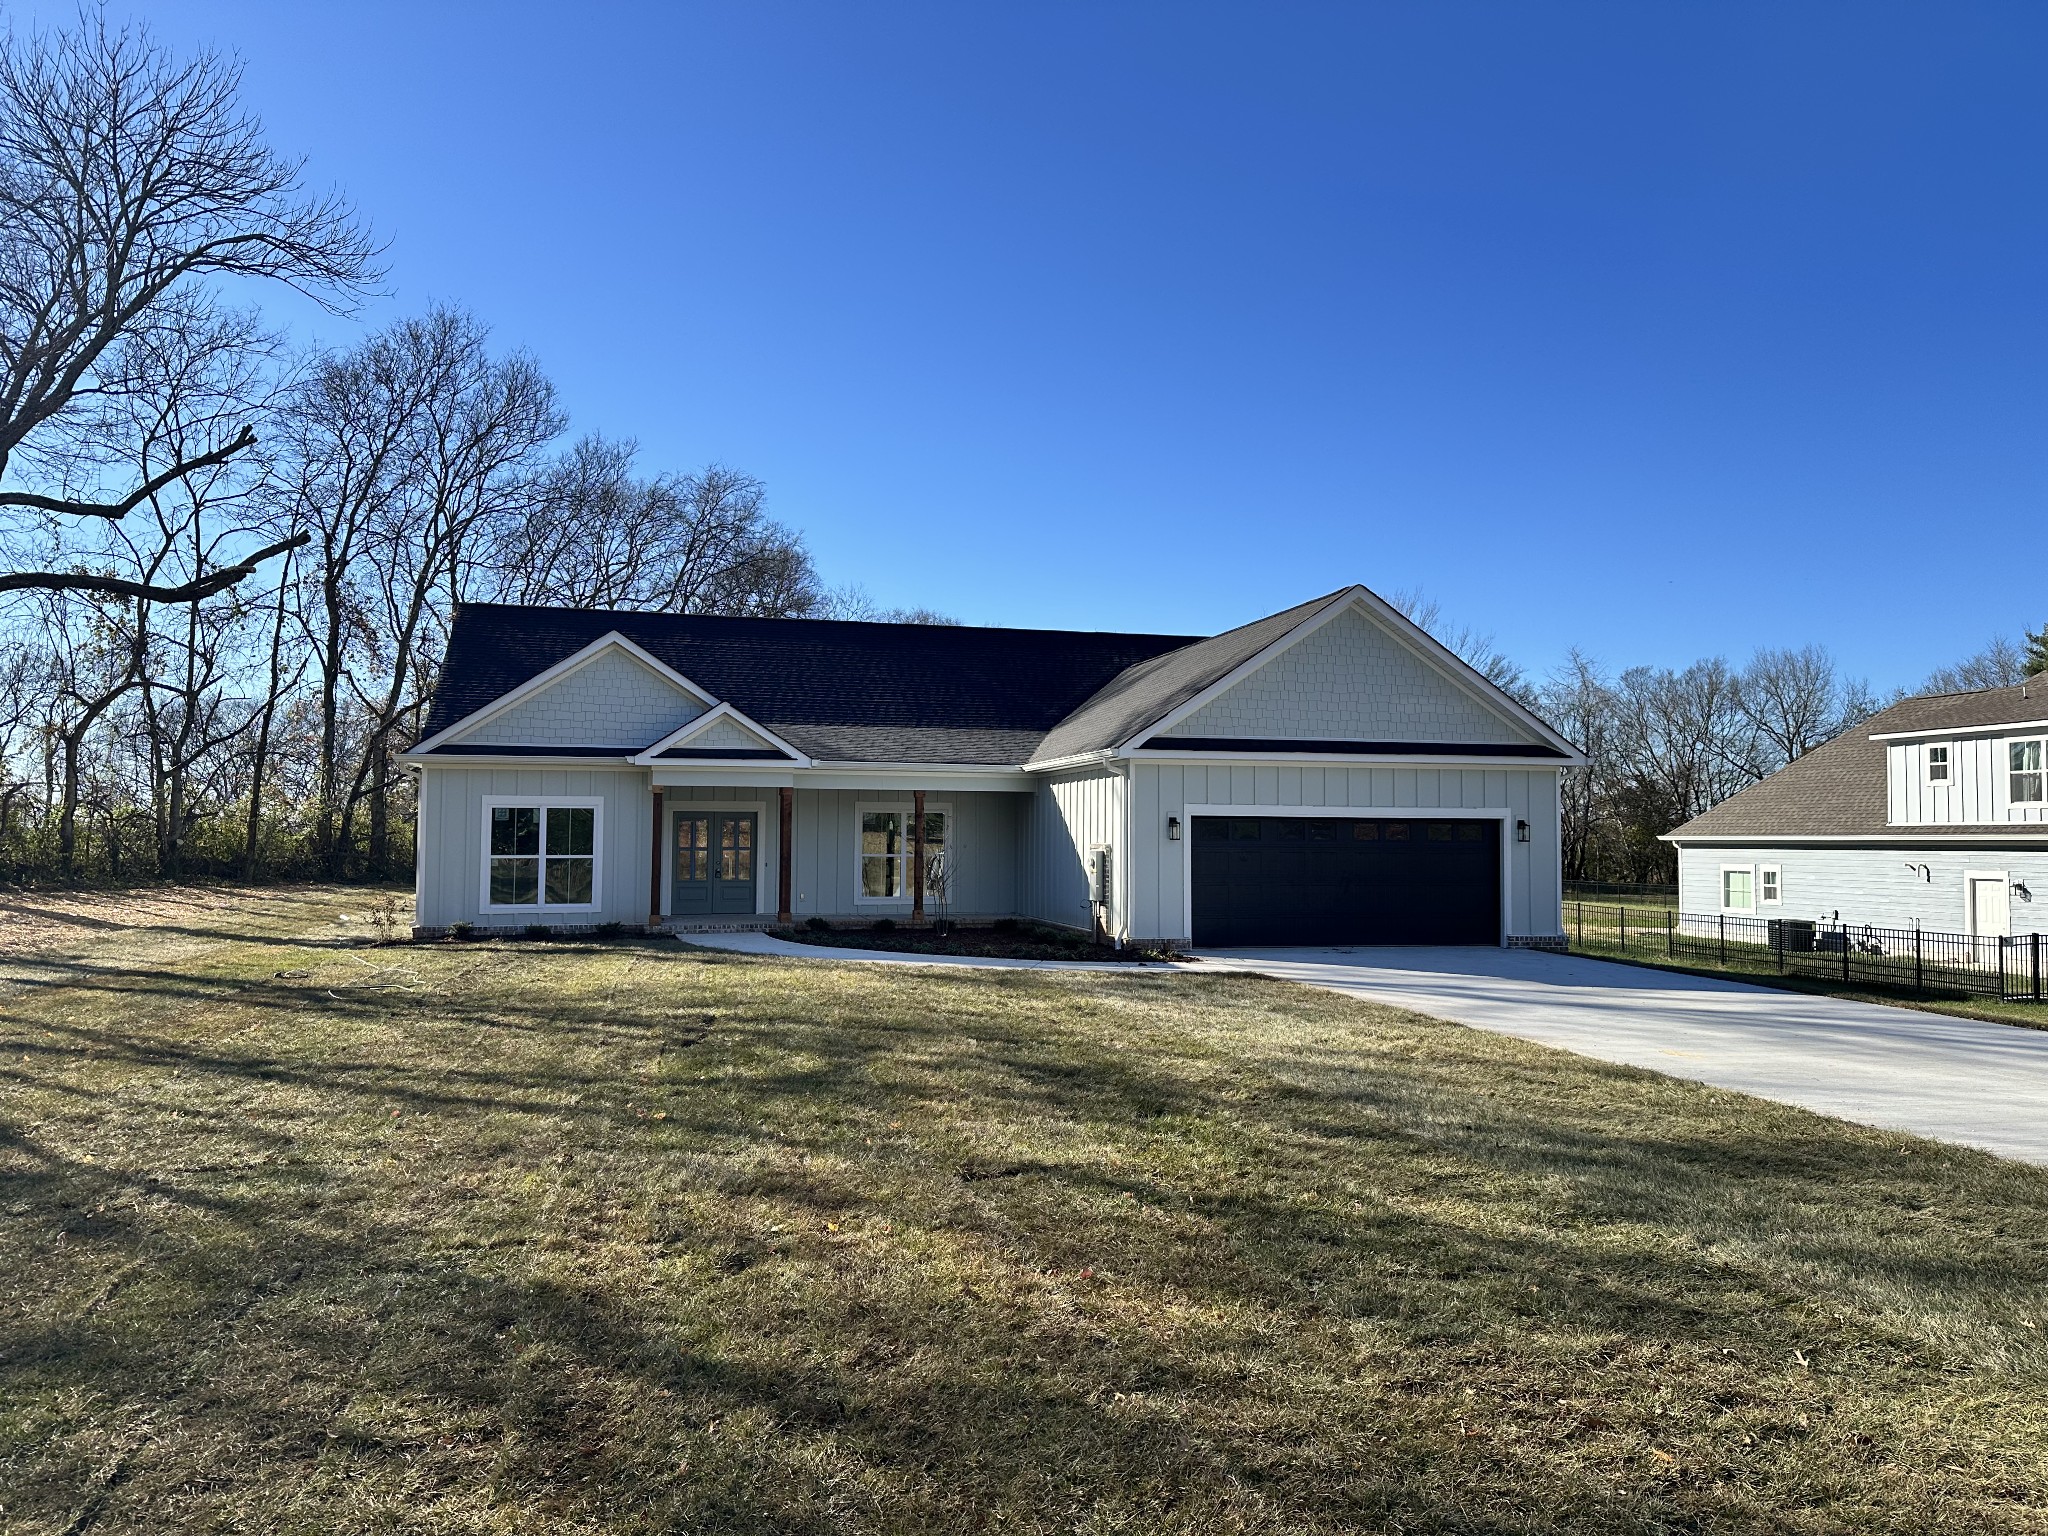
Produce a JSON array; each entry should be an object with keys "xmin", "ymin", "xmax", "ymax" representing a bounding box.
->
[
  {"xmin": 1166, "ymin": 816, "xmax": 1182, "ymax": 841},
  {"xmin": 2016, "ymin": 881, "xmax": 2034, "ymax": 902},
  {"xmin": 1515, "ymin": 819, "xmax": 1530, "ymax": 843}
]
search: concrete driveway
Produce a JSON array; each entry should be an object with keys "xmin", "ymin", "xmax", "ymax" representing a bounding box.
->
[{"xmin": 1191, "ymin": 945, "xmax": 2048, "ymax": 1166}]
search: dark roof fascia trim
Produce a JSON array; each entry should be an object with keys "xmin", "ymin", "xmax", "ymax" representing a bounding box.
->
[
  {"xmin": 657, "ymin": 748, "xmax": 792, "ymax": 760},
  {"xmin": 403, "ymin": 746, "xmax": 637, "ymax": 763},
  {"xmin": 1138, "ymin": 736, "xmax": 1570, "ymax": 759}
]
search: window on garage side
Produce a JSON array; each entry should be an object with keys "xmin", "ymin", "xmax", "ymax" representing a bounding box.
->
[
  {"xmin": 1927, "ymin": 744, "xmax": 1950, "ymax": 784},
  {"xmin": 1721, "ymin": 866, "xmax": 1755, "ymax": 913},
  {"xmin": 2012, "ymin": 739, "xmax": 2045, "ymax": 804},
  {"xmin": 1759, "ymin": 865, "xmax": 1781, "ymax": 905},
  {"xmin": 487, "ymin": 801, "xmax": 599, "ymax": 909}
]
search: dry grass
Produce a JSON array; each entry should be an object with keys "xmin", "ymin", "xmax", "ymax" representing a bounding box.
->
[{"xmin": 5, "ymin": 885, "xmax": 2048, "ymax": 1533}]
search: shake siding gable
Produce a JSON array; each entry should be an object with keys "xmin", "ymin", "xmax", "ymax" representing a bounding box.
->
[
  {"xmin": 453, "ymin": 648, "xmax": 707, "ymax": 747},
  {"xmin": 1158, "ymin": 606, "xmax": 1532, "ymax": 745}
]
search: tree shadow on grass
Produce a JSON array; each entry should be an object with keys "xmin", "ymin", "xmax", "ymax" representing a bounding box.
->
[{"xmin": 7, "ymin": 947, "xmax": 2048, "ymax": 1532}]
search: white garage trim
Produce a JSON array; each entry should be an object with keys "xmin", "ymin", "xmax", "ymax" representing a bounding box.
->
[{"xmin": 1179, "ymin": 803, "xmax": 1512, "ymax": 948}]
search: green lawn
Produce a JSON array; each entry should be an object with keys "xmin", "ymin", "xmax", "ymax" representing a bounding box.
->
[{"xmin": 5, "ymin": 886, "xmax": 2048, "ymax": 1533}]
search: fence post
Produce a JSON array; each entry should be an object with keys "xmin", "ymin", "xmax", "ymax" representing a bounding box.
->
[
  {"xmin": 1667, "ymin": 908, "xmax": 1674, "ymax": 958},
  {"xmin": 1576, "ymin": 901, "xmax": 1582, "ymax": 950},
  {"xmin": 1774, "ymin": 918, "xmax": 1784, "ymax": 974},
  {"xmin": 1842, "ymin": 927, "xmax": 1851, "ymax": 984},
  {"xmin": 1620, "ymin": 905, "xmax": 1626, "ymax": 952},
  {"xmin": 1914, "ymin": 926, "xmax": 1922, "ymax": 997},
  {"xmin": 1999, "ymin": 936, "xmax": 2008, "ymax": 1001},
  {"xmin": 2034, "ymin": 931, "xmax": 2041, "ymax": 1003},
  {"xmin": 1719, "ymin": 913, "xmax": 1726, "ymax": 965}
]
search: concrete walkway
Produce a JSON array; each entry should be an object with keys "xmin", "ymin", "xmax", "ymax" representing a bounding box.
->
[
  {"xmin": 1193, "ymin": 945, "xmax": 2048, "ymax": 1165},
  {"xmin": 673, "ymin": 929, "xmax": 1164, "ymax": 972}
]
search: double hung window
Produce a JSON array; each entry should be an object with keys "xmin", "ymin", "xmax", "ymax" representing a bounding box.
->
[
  {"xmin": 2012, "ymin": 740, "xmax": 2045, "ymax": 805},
  {"xmin": 486, "ymin": 801, "xmax": 600, "ymax": 908}
]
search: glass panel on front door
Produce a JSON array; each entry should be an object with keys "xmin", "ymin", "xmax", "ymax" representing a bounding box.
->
[{"xmin": 673, "ymin": 812, "xmax": 756, "ymax": 917}]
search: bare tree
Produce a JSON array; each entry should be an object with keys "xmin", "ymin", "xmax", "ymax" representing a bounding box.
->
[
  {"xmin": 1388, "ymin": 587, "xmax": 1533, "ymax": 704},
  {"xmin": 0, "ymin": 13, "xmax": 377, "ymax": 601},
  {"xmin": 1924, "ymin": 635, "xmax": 2033, "ymax": 695},
  {"xmin": 818, "ymin": 583, "xmax": 960, "ymax": 624},
  {"xmin": 489, "ymin": 439, "xmax": 821, "ymax": 616}
]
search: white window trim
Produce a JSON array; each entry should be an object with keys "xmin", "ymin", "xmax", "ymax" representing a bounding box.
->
[
  {"xmin": 1719, "ymin": 863, "xmax": 1757, "ymax": 915},
  {"xmin": 2009, "ymin": 737, "xmax": 2046, "ymax": 806},
  {"xmin": 853, "ymin": 800, "xmax": 952, "ymax": 906},
  {"xmin": 1925, "ymin": 744, "xmax": 1951, "ymax": 785},
  {"xmin": 1758, "ymin": 864, "xmax": 1782, "ymax": 906},
  {"xmin": 480, "ymin": 796, "xmax": 604, "ymax": 914}
]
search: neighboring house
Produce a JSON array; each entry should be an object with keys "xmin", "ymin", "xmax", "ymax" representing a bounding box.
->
[
  {"xmin": 1665, "ymin": 676, "xmax": 2048, "ymax": 939},
  {"xmin": 400, "ymin": 585, "xmax": 1578, "ymax": 947}
]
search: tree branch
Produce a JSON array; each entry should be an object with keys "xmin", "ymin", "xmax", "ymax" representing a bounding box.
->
[
  {"xmin": 0, "ymin": 528, "xmax": 307, "ymax": 601},
  {"xmin": 0, "ymin": 422, "xmax": 256, "ymax": 519}
]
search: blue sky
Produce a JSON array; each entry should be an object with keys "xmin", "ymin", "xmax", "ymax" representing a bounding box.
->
[{"xmin": 27, "ymin": 1, "xmax": 2048, "ymax": 688}]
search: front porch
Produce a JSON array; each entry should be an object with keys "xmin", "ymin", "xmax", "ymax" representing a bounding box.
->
[{"xmin": 646, "ymin": 773, "xmax": 1034, "ymax": 929}]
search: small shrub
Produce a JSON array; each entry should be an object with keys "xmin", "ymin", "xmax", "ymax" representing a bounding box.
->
[
  {"xmin": 870, "ymin": 918, "xmax": 897, "ymax": 934},
  {"xmin": 446, "ymin": 921, "xmax": 473, "ymax": 941},
  {"xmin": 991, "ymin": 917, "xmax": 1020, "ymax": 934},
  {"xmin": 805, "ymin": 916, "xmax": 833, "ymax": 932},
  {"xmin": 596, "ymin": 921, "xmax": 625, "ymax": 938},
  {"xmin": 523, "ymin": 923, "xmax": 552, "ymax": 940}
]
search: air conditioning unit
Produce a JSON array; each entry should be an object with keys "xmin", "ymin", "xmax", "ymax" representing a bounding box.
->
[{"xmin": 1087, "ymin": 846, "xmax": 1113, "ymax": 908}]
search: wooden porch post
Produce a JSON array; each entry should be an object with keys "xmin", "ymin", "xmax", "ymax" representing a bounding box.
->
[
  {"xmin": 777, "ymin": 787, "xmax": 794, "ymax": 924},
  {"xmin": 912, "ymin": 789, "xmax": 926, "ymax": 924},
  {"xmin": 647, "ymin": 787, "xmax": 664, "ymax": 928}
]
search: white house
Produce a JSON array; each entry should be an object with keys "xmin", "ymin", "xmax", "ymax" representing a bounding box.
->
[
  {"xmin": 400, "ymin": 585, "xmax": 1579, "ymax": 948},
  {"xmin": 1665, "ymin": 675, "xmax": 2048, "ymax": 940}
]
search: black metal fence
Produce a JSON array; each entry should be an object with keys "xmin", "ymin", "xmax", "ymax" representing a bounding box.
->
[
  {"xmin": 1570, "ymin": 902, "xmax": 2048, "ymax": 1004},
  {"xmin": 1564, "ymin": 880, "xmax": 1679, "ymax": 905}
]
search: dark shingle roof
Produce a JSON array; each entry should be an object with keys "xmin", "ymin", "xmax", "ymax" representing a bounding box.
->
[
  {"xmin": 1668, "ymin": 675, "xmax": 2048, "ymax": 841},
  {"xmin": 418, "ymin": 605, "xmax": 1201, "ymax": 765}
]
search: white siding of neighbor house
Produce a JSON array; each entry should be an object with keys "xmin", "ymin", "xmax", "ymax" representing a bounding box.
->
[
  {"xmin": 1020, "ymin": 767, "xmax": 1124, "ymax": 933},
  {"xmin": 1676, "ymin": 843, "xmax": 2048, "ymax": 937},
  {"xmin": 453, "ymin": 648, "xmax": 706, "ymax": 747},
  {"xmin": 415, "ymin": 765, "xmax": 651, "ymax": 928},
  {"xmin": 1889, "ymin": 734, "xmax": 2048, "ymax": 827},
  {"xmin": 1159, "ymin": 606, "xmax": 1534, "ymax": 745},
  {"xmin": 1126, "ymin": 761, "xmax": 1562, "ymax": 944}
]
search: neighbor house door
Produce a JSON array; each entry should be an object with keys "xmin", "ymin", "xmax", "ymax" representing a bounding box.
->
[
  {"xmin": 673, "ymin": 812, "xmax": 757, "ymax": 916},
  {"xmin": 1969, "ymin": 875, "xmax": 2011, "ymax": 940}
]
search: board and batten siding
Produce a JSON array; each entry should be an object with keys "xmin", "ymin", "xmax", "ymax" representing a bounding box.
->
[
  {"xmin": 783, "ymin": 788, "xmax": 1023, "ymax": 919},
  {"xmin": 1020, "ymin": 768, "xmax": 1123, "ymax": 933},
  {"xmin": 1126, "ymin": 761, "xmax": 1562, "ymax": 944},
  {"xmin": 1888, "ymin": 735, "xmax": 2048, "ymax": 827},
  {"xmin": 415, "ymin": 765, "xmax": 652, "ymax": 928},
  {"xmin": 1676, "ymin": 843, "xmax": 2048, "ymax": 937}
]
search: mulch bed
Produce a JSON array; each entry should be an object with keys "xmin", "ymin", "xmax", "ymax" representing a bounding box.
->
[{"xmin": 775, "ymin": 923, "xmax": 1178, "ymax": 963}]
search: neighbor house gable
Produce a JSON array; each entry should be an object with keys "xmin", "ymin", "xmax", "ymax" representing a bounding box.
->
[{"xmin": 431, "ymin": 634, "xmax": 713, "ymax": 751}]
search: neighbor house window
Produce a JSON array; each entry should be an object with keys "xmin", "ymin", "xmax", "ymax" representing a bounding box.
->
[
  {"xmin": 485, "ymin": 800, "xmax": 600, "ymax": 908},
  {"xmin": 2012, "ymin": 740, "xmax": 2045, "ymax": 804},
  {"xmin": 1927, "ymin": 745, "xmax": 1950, "ymax": 784},
  {"xmin": 1760, "ymin": 866, "xmax": 1781, "ymax": 906},
  {"xmin": 857, "ymin": 805, "xmax": 950, "ymax": 900},
  {"xmin": 1721, "ymin": 867, "xmax": 1755, "ymax": 912}
]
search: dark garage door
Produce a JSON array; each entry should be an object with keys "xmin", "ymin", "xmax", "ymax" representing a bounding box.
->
[{"xmin": 1191, "ymin": 815, "xmax": 1501, "ymax": 947}]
